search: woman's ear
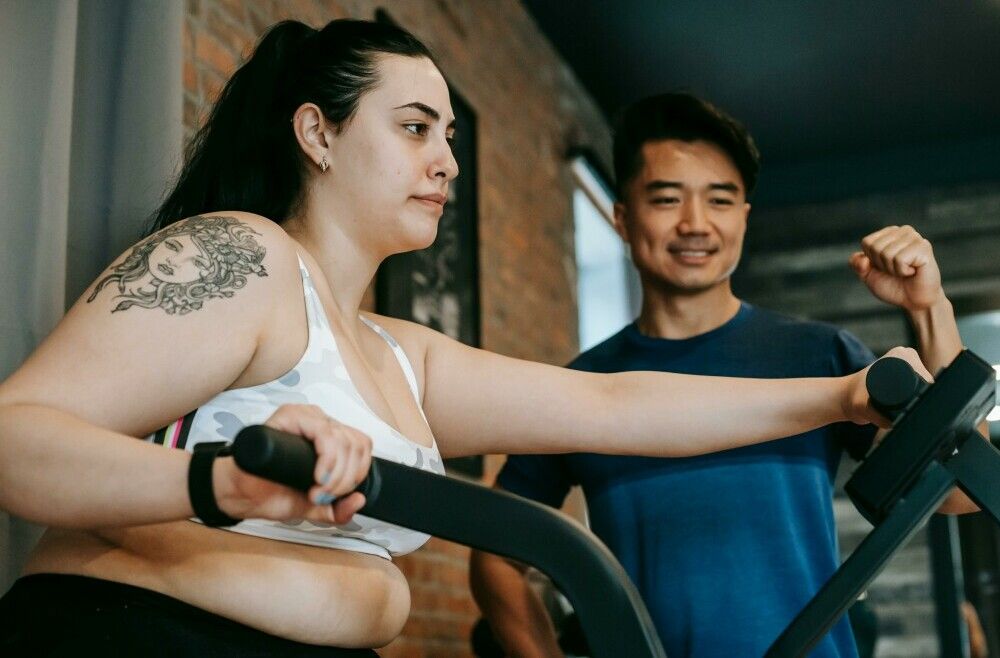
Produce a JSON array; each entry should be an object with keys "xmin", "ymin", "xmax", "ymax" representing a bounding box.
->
[{"xmin": 291, "ymin": 103, "xmax": 333, "ymax": 170}]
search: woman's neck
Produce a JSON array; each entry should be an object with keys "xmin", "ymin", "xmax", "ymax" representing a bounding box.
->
[{"xmin": 282, "ymin": 212, "xmax": 380, "ymax": 323}]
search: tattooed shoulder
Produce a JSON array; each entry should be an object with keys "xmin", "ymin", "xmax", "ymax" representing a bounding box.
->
[{"xmin": 87, "ymin": 215, "xmax": 269, "ymax": 315}]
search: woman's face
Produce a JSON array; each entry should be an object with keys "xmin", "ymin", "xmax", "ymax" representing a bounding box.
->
[
  {"xmin": 323, "ymin": 55, "xmax": 459, "ymax": 255},
  {"xmin": 147, "ymin": 234, "xmax": 212, "ymax": 283}
]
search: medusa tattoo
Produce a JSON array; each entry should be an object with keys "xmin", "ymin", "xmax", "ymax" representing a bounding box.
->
[{"xmin": 87, "ymin": 215, "xmax": 268, "ymax": 314}]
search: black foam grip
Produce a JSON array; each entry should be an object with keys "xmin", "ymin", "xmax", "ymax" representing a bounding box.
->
[
  {"xmin": 231, "ymin": 425, "xmax": 380, "ymax": 499},
  {"xmin": 865, "ymin": 357, "xmax": 929, "ymax": 421}
]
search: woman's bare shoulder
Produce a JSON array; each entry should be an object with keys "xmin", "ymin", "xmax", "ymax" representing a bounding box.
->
[
  {"xmin": 83, "ymin": 212, "xmax": 301, "ymax": 314},
  {"xmin": 0, "ymin": 212, "xmax": 305, "ymax": 435}
]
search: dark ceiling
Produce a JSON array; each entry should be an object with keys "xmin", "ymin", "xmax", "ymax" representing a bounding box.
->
[{"xmin": 522, "ymin": 0, "xmax": 1000, "ymax": 205}]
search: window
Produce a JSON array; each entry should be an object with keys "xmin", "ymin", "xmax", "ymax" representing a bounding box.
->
[{"xmin": 571, "ymin": 155, "xmax": 639, "ymax": 352}]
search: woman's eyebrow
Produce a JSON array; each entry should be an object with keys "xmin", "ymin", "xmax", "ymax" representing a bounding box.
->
[{"xmin": 394, "ymin": 102, "xmax": 456, "ymax": 129}]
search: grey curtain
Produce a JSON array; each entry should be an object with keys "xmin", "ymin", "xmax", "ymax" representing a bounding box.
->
[{"xmin": 0, "ymin": 0, "xmax": 183, "ymax": 593}]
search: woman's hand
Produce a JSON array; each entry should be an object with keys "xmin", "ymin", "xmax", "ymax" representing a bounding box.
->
[
  {"xmin": 842, "ymin": 346, "xmax": 934, "ymax": 427},
  {"xmin": 215, "ymin": 404, "xmax": 373, "ymax": 525}
]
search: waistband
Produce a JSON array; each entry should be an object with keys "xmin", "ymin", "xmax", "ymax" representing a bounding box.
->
[{"xmin": 0, "ymin": 573, "xmax": 379, "ymax": 656}]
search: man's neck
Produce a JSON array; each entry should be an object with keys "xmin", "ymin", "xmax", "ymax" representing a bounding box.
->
[{"xmin": 635, "ymin": 281, "xmax": 742, "ymax": 340}]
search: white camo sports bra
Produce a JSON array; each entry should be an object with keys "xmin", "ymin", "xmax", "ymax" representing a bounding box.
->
[{"xmin": 145, "ymin": 256, "xmax": 445, "ymax": 559}]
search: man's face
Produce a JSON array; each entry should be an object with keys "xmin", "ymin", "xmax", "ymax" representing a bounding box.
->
[{"xmin": 614, "ymin": 139, "xmax": 750, "ymax": 294}]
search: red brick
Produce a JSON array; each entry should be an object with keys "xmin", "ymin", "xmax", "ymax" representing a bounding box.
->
[
  {"xmin": 246, "ymin": 2, "xmax": 277, "ymax": 36},
  {"xmin": 408, "ymin": 584, "xmax": 480, "ymax": 617},
  {"xmin": 287, "ymin": 0, "xmax": 329, "ymax": 27},
  {"xmin": 183, "ymin": 96, "xmax": 199, "ymax": 130},
  {"xmin": 316, "ymin": 1, "xmax": 350, "ymax": 20},
  {"xmin": 207, "ymin": 7, "xmax": 257, "ymax": 62},
  {"xmin": 425, "ymin": 538, "xmax": 471, "ymax": 559},
  {"xmin": 400, "ymin": 613, "xmax": 476, "ymax": 641},
  {"xmin": 195, "ymin": 29, "xmax": 238, "ymax": 77},
  {"xmin": 212, "ymin": 0, "xmax": 249, "ymax": 25},
  {"xmin": 198, "ymin": 67, "xmax": 227, "ymax": 107},
  {"xmin": 274, "ymin": 0, "xmax": 327, "ymax": 27},
  {"xmin": 183, "ymin": 59, "xmax": 198, "ymax": 95},
  {"xmin": 397, "ymin": 553, "xmax": 469, "ymax": 588}
]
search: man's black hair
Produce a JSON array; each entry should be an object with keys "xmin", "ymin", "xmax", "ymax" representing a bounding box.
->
[{"xmin": 612, "ymin": 92, "xmax": 760, "ymax": 199}]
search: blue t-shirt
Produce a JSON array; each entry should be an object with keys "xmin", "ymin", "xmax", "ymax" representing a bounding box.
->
[{"xmin": 497, "ymin": 302, "xmax": 876, "ymax": 658}]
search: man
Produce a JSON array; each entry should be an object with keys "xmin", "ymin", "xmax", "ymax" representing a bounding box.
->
[{"xmin": 470, "ymin": 93, "xmax": 967, "ymax": 657}]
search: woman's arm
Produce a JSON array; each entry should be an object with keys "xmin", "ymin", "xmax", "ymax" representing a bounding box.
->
[
  {"xmin": 0, "ymin": 213, "xmax": 363, "ymax": 528},
  {"xmin": 403, "ymin": 323, "xmax": 922, "ymax": 459},
  {"xmin": 0, "ymin": 404, "xmax": 198, "ymax": 527}
]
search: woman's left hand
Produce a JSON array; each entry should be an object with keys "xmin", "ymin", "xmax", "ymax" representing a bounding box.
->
[
  {"xmin": 216, "ymin": 404, "xmax": 373, "ymax": 525},
  {"xmin": 842, "ymin": 346, "xmax": 934, "ymax": 427}
]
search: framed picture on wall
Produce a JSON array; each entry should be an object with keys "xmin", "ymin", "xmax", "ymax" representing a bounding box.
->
[{"xmin": 374, "ymin": 8, "xmax": 482, "ymax": 478}]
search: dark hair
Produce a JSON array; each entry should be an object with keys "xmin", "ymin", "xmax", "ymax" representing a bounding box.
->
[
  {"xmin": 149, "ymin": 19, "xmax": 434, "ymax": 234},
  {"xmin": 612, "ymin": 92, "xmax": 761, "ymax": 200}
]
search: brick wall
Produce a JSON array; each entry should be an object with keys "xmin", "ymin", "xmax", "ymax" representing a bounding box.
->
[{"xmin": 183, "ymin": 1, "xmax": 610, "ymax": 655}]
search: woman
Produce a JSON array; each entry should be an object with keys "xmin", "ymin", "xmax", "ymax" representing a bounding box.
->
[{"xmin": 0, "ymin": 18, "xmax": 925, "ymax": 656}]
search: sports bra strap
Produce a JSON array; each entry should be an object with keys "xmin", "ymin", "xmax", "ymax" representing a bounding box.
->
[
  {"xmin": 295, "ymin": 254, "xmax": 426, "ymax": 421},
  {"xmin": 295, "ymin": 256, "xmax": 331, "ymax": 334},
  {"xmin": 359, "ymin": 316, "xmax": 425, "ymax": 416}
]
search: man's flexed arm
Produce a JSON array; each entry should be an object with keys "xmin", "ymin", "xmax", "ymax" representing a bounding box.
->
[
  {"xmin": 852, "ymin": 225, "xmax": 982, "ymax": 513},
  {"xmin": 852, "ymin": 225, "xmax": 962, "ymax": 373}
]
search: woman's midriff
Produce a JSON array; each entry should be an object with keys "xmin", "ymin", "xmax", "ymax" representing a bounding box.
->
[{"xmin": 22, "ymin": 521, "xmax": 411, "ymax": 648}]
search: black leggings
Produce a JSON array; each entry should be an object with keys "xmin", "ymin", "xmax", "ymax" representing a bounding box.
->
[{"xmin": 0, "ymin": 573, "xmax": 380, "ymax": 657}]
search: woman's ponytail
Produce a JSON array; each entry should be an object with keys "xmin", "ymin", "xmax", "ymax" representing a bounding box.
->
[{"xmin": 149, "ymin": 21, "xmax": 315, "ymax": 233}]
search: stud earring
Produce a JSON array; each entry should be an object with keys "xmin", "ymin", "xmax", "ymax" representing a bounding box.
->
[{"xmin": 320, "ymin": 156, "xmax": 329, "ymax": 173}]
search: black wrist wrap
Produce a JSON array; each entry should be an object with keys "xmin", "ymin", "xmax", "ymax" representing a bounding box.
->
[{"xmin": 188, "ymin": 442, "xmax": 241, "ymax": 527}]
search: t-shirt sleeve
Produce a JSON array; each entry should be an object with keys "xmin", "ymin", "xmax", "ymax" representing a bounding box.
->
[
  {"xmin": 495, "ymin": 453, "xmax": 574, "ymax": 509},
  {"xmin": 831, "ymin": 328, "xmax": 879, "ymax": 460}
]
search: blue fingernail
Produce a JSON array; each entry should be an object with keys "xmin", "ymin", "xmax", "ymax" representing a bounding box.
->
[
  {"xmin": 315, "ymin": 492, "xmax": 337, "ymax": 505},
  {"xmin": 320, "ymin": 471, "xmax": 332, "ymax": 485}
]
